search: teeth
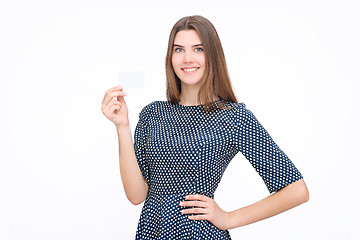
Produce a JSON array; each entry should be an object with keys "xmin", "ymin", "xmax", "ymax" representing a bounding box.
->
[{"xmin": 183, "ymin": 68, "xmax": 199, "ymax": 72}]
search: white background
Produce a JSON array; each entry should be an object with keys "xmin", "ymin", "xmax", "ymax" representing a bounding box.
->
[{"xmin": 1, "ymin": 0, "xmax": 359, "ymax": 239}]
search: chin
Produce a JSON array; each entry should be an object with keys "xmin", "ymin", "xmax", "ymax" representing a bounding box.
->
[{"xmin": 180, "ymin": 78, "xmax": 202, "ymax": 86}]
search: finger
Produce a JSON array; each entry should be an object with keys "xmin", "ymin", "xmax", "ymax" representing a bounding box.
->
[
  {"xmin": 181, "ymin": 207, "xmax": 207, "ymax": 215},
  {"xmin": 106, "ymin": 85, "xmax": 123, "ymax": 93},
  {"xmin": 103, "ymin": 90, "xmax": 126, "ymax": 104},
  {"xmin": 185, "ymin": 194, "xmax": 208, "ymax": 201},
  {"xmin": 103, "ymin": 99, "xmax": 121, "ymax": 114},
  {"xmin": 102, "ymin": 90, "xmax": 127, "ymax": 106},
  {"xmin": 108, "ymin": 104, "xmax": 120, "ymax": 115},
  {"xmin": 188, "ymin": 214, "xmax": 207, "ymax": 220},
  {"xmin": 117, "ymin": 94, "xmax": 126, "ymax": 103},
  {"xmin": 180, "ymin": 200, "xmax": 207, "ymax": 208},
  {"xmin": 102, "ymin": 85, "xmax": 124, "ymax": 103}
]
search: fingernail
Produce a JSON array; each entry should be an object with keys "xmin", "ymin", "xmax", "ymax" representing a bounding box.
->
[{"xmin": 179, "ymin": 202, "xmax": 183, "ymax": 206}]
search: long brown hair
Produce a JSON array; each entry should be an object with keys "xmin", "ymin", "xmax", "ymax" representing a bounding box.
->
[{"xmin": 165, "ymin": 15, "xmax": 242, "ymax": 112}]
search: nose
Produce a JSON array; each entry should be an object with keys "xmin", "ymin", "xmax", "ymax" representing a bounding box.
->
[{"xmin": 183, "ymin": 51, "xmax": 194, "ymax": 63}]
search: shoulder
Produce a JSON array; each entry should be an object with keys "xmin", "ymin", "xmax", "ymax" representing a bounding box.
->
[
  {"xmin": 230, "ymin": 103, "xmax": 267, "ymax": 130},
  {"xmin": 139, "ymin": 101, "xmax": 155, "ymax": 117},
  {"xmin": 233, "ymin": 102, "xmax": 250, "ymax": 118},
  {"xmin": 138, "ymin": 100, "xmax": 167, "ymax": 119},
  {"xmin": 225, "ymin": 101, "xmax": 247, "ymax": 111},
  {"xmin": 221, "ymin": 102, "xmax": 260, "ymax": 128},
  {"xmin": 220, "ymin": 101, "xmax": 247, "ymax": 118},
  {"xmin": 140, "ymin": 100, "xmax": 168, "ymax": 112}
]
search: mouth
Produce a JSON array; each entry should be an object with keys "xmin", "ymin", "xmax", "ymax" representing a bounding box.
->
[{"xmin": 181, "ymin": 67, "xmax": 200, "ymax": 72}]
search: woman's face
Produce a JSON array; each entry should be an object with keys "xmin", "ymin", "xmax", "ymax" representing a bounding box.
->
[{"xmin": 171, "ymin": 30, "xmax": 206, "ymax": 88}]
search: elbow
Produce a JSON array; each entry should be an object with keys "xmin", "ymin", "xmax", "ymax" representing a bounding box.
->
[
  {"xmin": 303, "ymin": 186, "xmax": 310, "ymax": 203},
  {"xmin": 130, "ymin": 198, "xmax": 145, "ymax": 206},
  {"xmin": 126, "ymin": 190, "xmax": 147, "ymax": 205},
  {"xmin": 127, "ymin": 194, "xmax": 146, "ymax": 205},
  {"xmin": 125, "ymin": 181, "xmax": 149, "ymax": 205},
  {"xmin": 299, "ymin": 188, "xmax": 310, "ymax": 205},
  {"xmin": 297, "ymin": 178, "xmax": 310, "ymax": 204},
  {"xmin": 282, "ymin": 178, "xmax": 310, "ymax": 205}
]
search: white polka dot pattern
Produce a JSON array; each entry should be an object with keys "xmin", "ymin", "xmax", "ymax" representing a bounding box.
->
[
  {"xmin": 133, "ymin": 99, "xmax": 303, "ymax": 239},
  {"xmin": 233, "ymin": 103, "xmax": 303, "ymax": 194}
]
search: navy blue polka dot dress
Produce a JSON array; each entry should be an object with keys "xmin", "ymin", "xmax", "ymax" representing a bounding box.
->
[{"xmin": 133, "ymin": 98, "xmax": 303, "ymax": 239}]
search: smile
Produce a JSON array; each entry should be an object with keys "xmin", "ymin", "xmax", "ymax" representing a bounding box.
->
[{"xmin": 182, "ymin": 67, "xmax": 200, "ymax": 72}]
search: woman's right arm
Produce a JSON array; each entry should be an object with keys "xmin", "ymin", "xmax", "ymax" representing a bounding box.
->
[
  {"xmin": 101, "ymin": 85, "xmax": 148, "ymax": 205},
  {"xmin": 116, "ymin": 123, "xmax": 148, "ymax": 205}
]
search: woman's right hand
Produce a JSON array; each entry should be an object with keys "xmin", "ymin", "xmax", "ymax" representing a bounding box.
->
[{"xmin": 101, "ymin": 85, "xmax": 129, "ymax": 127}]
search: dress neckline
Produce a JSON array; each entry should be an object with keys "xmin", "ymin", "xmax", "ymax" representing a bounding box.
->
[{"xmin": 173, "ymin": 98, "xmax": 224, "ymax": 108}]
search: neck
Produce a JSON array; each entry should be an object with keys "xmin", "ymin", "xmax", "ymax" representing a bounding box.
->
[
  {"xmin": 179, "ymin": 83, "xmax": 219, "ymax": 106},
  {"xmin": 179, "ymin": 83, "xmax": 201, "ymax": 106}
]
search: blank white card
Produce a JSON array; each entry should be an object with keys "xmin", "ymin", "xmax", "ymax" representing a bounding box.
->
[{"xmin": 118, "ymin": 71, "xmax": 145, "ymax": 89}]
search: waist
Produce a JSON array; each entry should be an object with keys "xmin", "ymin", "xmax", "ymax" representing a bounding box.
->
[{"xmin": 147, "ymin": 189, "xmax": 214, "ymax": 199}]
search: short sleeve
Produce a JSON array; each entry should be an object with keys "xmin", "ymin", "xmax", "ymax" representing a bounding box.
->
[
  {"xmin": 133, "ymin": 107, "xmax": 151, "ymax": 186},
  {"xmin": 233, "ymin": 104, "xmax": 303, "ymax": 193}
]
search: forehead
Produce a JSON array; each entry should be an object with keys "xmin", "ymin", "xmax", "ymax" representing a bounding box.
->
[{"xmin": 173, "ymin": 30, "xmax": 202, "ymax": 45}]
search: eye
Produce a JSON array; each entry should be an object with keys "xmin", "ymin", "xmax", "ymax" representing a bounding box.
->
[
  {"xmin": 195, "ymin": 47, "xmax": 203, "ymax": 52},
  {"xmin": 174, "ymin": 48, "xmax": 183, "ymax": 53}
]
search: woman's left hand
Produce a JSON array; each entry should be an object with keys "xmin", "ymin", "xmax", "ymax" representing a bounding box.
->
[{"xmin": 179, "ymin": 194, "xmax": 231, "ymax": 230}]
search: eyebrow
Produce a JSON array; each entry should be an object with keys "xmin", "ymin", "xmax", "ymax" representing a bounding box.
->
[{"xmin": 173, "ymin": 44, "xmax": 203, "ymax": 48}]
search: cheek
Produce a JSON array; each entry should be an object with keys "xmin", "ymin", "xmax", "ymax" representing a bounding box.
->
[
  {"xmin": 171, "ymin": 57, "xmax": 181, "ymax": 76},
  {"xmin": 198, "ymin": 53, "xmax": 206, "ymax": 66},
  {"xmin": 172, "ymin": 54, "xmax": 181, "ymax": 67},
  {"xmin": 201, "ymin": 54, "xmax": 206, "ymax": 66}
]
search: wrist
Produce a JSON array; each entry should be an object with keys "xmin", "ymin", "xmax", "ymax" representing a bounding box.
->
[
  {"xmin": 226, "ymin": 211, "xmax": 235, "ymax": 230},
  {"xmin": 115, "ymin": 122, "xmax": 130, "ymax": 130},
  {"xmin": 227, "ymin": 208, "xmax": 244, "ymax": 230}
]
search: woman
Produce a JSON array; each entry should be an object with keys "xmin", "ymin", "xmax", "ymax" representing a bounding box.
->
[{"xmin": 101, "ymin": 15, "xmax": 309, "ymax": 239}]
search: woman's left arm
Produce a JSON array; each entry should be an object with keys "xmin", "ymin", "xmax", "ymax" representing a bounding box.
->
[
  {"xmin": 180, "ymin": 178, "xmax": 309, "ymax": 230},
  {"xmin": 227, "ymin": 178, "xmax": 309, "ymax": 229},
  {"xmin": 181, "ymin": 105, "xmax": 310, "ymax": 229}
]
